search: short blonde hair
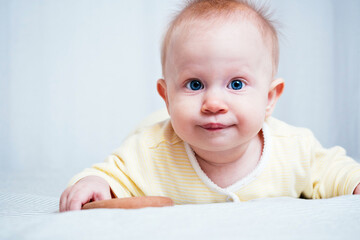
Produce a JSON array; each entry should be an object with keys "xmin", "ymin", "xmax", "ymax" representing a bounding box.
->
[{"xmin": 161, "ymin": 0, "xmax": 279, "ymax": 78}]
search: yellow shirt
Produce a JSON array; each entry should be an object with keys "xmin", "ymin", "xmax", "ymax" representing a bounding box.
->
[{"xmin": 69, "ymin": 117, "xmax": 360, "ymax": 203}]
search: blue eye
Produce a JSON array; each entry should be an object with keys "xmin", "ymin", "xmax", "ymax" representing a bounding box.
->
[
  {"xmin": 186, "ymin": 80, "xmax": 204, "ymax": 91},
  {"xmin": 228, "ymin": 79, "xmax": 244, "ymax": 90}
]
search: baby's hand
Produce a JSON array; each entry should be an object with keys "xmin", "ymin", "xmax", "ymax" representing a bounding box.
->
[
  {"xmin": 59, "ymin": 175, "xmax": 112, "ymax": 212},
  {"xmin": 354, "ymin": 183, "xmax": 360, "ymax": 195}
]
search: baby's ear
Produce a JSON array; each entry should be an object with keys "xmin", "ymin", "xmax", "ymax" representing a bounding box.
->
[
  {"xmin": 157, "ymin": 79, "xmax": 169, "ymax": 107},
  {"xmin": 266, "ymin": 78, "xmax": 284, "ymax": 118}
]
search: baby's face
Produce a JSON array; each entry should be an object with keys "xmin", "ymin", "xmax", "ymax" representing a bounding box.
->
[{"xmin": 158, "ymin": 19, "xmax": 279, "ymax": 154}]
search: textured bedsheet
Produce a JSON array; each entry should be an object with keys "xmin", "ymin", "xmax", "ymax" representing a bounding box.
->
[
  {"xmin": 1, "ymin": 169, "xmax": 360, "ymax": 239},
  {"xmin": 1, "ymin": 190, "xmax": 360, "ymax": 239}
]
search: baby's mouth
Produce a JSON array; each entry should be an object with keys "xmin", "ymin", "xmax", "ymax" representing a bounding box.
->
[{"xmin": 201, "ymin": 123, "xmax": 229, "ymax": 131}]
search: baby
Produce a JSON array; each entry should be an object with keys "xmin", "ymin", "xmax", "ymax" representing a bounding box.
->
[{"xmin": 60, "ymin": 0, "xmax": 360, "ymax": 211}]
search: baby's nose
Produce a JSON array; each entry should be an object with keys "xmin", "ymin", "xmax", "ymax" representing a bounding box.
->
[{"xmin": 201, "ymin": 93, "xmax": 228, "ymax": 114}]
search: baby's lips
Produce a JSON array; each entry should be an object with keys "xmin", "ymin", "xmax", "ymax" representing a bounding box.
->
[{"xmin": 201, "ymin": 123, "xmax": 227, "ymax": 129}]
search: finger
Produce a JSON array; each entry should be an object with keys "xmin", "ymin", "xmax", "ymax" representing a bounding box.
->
[
  {"xmin": 93, "ymin": 189, "xmax": 112, "ymax": 201},
  {"xmin": 59, "ymin": 187, "xmax": 71, "ymax": 212},
  {"xmin": 65, "ymin": 184, "xmax": 82, "ymax": 209},
  {"xmin": 67, "ymin": 189, "xmax": 90, "ymax": 211},
  {"xmin": 68, "ymin": 198, "xmax": 84, "ymax": 211}
]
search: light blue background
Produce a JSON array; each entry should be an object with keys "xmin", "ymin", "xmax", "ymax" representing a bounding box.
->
[{"xmin": 1, "ymin": 0, "xmax": 359, "ymax": 176}]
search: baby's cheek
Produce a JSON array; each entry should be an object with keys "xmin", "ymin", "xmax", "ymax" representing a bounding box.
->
[
  {"xmin": 169, "ymin": 105, "xmax": 190, "ymax": 126},
  {"xmin": 235, "ymin": 104, "xmax": 264, "ymax": 132}
]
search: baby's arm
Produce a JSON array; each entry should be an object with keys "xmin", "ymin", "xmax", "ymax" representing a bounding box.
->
[
  {"xmin": 304, "ymin": 129, "xmax": 360, "ymax": 198},
  {"xmin": 59, "ymin": 175, "xmax": 112, "ymax": 212}
]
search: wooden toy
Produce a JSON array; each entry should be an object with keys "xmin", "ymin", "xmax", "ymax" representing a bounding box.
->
[{"xmin": 82, "ymin": 196, "xmax": 174, "ymax": 210}]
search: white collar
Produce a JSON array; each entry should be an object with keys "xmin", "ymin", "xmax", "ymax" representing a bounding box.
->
[{"xmin": 184, "ymin": 122, "xmax": 271, "ymax": 202}]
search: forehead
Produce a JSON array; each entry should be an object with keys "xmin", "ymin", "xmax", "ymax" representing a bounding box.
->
[
  {"xmin": 166, "ymin": 18, "xmax": 273, "ymax": 77},
  {"xmin": 172, "ymin": 17, "xmax": 267, "ymax": 51}
]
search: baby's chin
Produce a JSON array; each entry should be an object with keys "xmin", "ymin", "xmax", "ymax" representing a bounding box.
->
[{"xmin": 189, "ymin": 141, "xmax": 241, "ymax": 153}]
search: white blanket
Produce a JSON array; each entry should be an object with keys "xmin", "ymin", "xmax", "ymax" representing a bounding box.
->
[{"xmin": 1, "ymin": 190, "xmax": 359, "ymax": 240}]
